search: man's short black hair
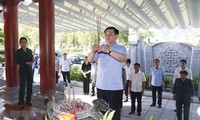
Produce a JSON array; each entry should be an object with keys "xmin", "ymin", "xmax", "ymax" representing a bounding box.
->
[
  {"xmin": 134, "ymin": 63, "xmax": 140, "ymax": 67},
  {"xmin": 126, "ymin": 58, "xmax": 131, "ymax": 64},
  {"xmin": 19, "ymin": 37, "xmax": 27, "ymax": 43},
  {"xmin": 104, "ymin": 27, "xmax": 119, "ymax": 35},
  {"xmin": 154, "ymin": 59, "xmax": 160, "ymax": 62},
  {"xmin": 180, "ymin": 59, "xmax": 187, "ymax": 63},
  {"xmin": 180, "ymin": 70, "xmax": 188, "ymax": 76}
]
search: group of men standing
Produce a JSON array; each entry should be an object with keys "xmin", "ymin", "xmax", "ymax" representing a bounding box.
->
[
  {"xmin": 123, "ymin": 58, "xmax": 193, "ymax": 120},
  {"xmin": 123, "ymin": 58, "xmax": 164, "ymax": 116},
  {"xmin": 16, "ymin": 26, "xmax": 194, "ymax": 120},
  {"xmin": 124, "ymin": 59, "xmax": 146, "ymax": 116},
  {"xmin": 88, "ymin": 27, "xmax": 194, "ymax": 120}
]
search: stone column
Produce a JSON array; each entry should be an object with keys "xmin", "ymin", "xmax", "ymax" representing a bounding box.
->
[
  {"xmin": 2, "ymin": 0, "xmax": 20, "ymax": 104},
  {"xmin": 39, "ymin": 0, "xmax": 55, "ymax": 93},
  {"xmin": 137, "ymin": 39, "xmax": 145, "ymax": 72},
  {"xmin": 128, "ymin": 28, "xmax": 139, "ymax": 65}
]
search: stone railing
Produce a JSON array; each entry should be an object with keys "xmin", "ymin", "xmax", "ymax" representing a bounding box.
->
[{"xmin": 0, "ymin": 63, "xmax": 5, "ymax": 80}]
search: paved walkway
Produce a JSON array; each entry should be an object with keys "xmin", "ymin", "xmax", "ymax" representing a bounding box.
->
[
  {"xmin": 32, "ymin": 68, "xmax": 200, "ymax": 120},
  {"xmin": 0, "ymin": 68, "xmax": 200, "ymax": 120},
  {"xmin": 34, "ymin": 81, "xmax": 200, "ymax": 120}
]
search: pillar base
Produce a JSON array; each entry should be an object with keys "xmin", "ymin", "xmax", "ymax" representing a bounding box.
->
[{"xmin": 1, "ymin": 86, "xmax": 19, "ymax": 105}]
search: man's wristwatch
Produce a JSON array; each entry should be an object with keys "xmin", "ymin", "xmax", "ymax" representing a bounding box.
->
[{"xmin": 108, "ymin": 50, "xmax": 112, "ymax": 55}]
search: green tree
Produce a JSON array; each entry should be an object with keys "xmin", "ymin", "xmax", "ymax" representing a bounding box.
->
[
  {"xmin": 118, "ymin": 30, "xmax": 129, "ymax": 47},
  {"xmin": 139, "ymin": 29, "xmax": 153, "ymax": 39},
  {"xmin": 19, "ymin": 28, "xmax": 39, "ymax": 51},
  {"xmin": 78, "ymin": 31, "xmax": 97, "ymax": 51},
  {"xmin": 0, "ymin": 28, "xmax": 4, "ymax": 48},
  {"xmin": 57, "ymin": 29, "xmax": 130, "ymax": 53},
  {"xmin": 61, "ymin": 32, "xmax": 79, "ymax": 52}
]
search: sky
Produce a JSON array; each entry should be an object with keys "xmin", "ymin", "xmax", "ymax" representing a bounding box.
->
[{"xmin": 148, "ymin": 27, "xmax": 200, "ymax": 45}]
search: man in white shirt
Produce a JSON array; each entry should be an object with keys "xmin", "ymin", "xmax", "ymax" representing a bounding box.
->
[
  {"xmin": 173, "ymin": 59, "xmax": 192, "ymax": 112},
  {"xmin": 55, "ymin": 53, "xmax": 60, "ymax": 84},
  {"xmin": 60, "ymin": 53, "xmax": 72, "ymax": 86},
  {"xmin": 129, "ymin": 63, "xmax": 146, "ymax": 116},
  {"xmin": 173, "ymin": 59, "xmax": 192, "ymax": 83},
  {"xmin": 124, "ymin": 58, "xmax": 133, "ymax": 102}
]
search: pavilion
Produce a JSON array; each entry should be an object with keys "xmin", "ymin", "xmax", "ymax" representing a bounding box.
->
[{"xmin": 0, "ymin": 0, "xmax": 200, "ymax": 105}]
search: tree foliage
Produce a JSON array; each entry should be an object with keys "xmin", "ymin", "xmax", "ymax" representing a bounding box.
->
[
  {"xmin": 0, "ymin": 28, "xmax": 4, "ymax": 48},
  {"xmin": 118, "ymin": 30, "xmax": 129, "ymax": 47},
  {"xmin": 19, "ymin": 28, "xmax": 39, "ymax": 51},
  {"xmin": 139, "ymin": 29, "xmax": 153, "ymax": 39},
  {"xmin": 17, "ymin": 28, "xmax": 129, "ymax": 53}
]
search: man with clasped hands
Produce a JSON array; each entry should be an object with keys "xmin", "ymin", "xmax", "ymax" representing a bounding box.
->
[{"xmin": 88, "ymin": 27, "xmax": 127, "ymax": 120}]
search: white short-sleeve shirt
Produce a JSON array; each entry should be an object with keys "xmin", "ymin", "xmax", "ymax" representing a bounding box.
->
[
  {"xmin": 124, "ymin": 65, "xmax": 134, "ymax": 80},
  {"xmin": 130, "ymin": 71, "xmax": 146, "ymax": 92},
  {"xmin": 173, "ymin": 67, "xmax": 192, "ymax": 83},
  {"xmin": 61, "ymin": 59, "xmax": 72, "ymax": 72}
]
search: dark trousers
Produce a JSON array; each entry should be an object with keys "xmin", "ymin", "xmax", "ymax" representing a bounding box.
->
[
  {"xmin": 97, "ymin": 88, "xmax": 123, "ymax": 120},
  {"xmin": 18, "ymin": 72, "xmax": 33, "ymax": 105},
  {"xmin": 124, "ymin": 80, "xmax": 130, "ymax": 99},
  {"xmin": 130, "ymin": 91, "xmax": 142, "ymax": 113},
  {"xmin": 56, "ymin": 71, "xmax": 59, "ymax": 84},
  {"xmin": 83, "ymin": 74, "xmax": 90, "ymax": 94},
  {"xmin": 62, "ymin": 71, "xmax": 70, "ymax": 86},
  {"xmin": 176, "ymin": 99, "xmax": 190, "ymax": 120},
  {"xmin": 32, "ymin": 68, "xmax": 35, "ymax": 82},
  {"xmin": 91, "ymin": 84, "xmax": 95, "ymax": 94},
  {"xmin": 151, "ymin": 85, "xmax": 162, "ymax": 106}
]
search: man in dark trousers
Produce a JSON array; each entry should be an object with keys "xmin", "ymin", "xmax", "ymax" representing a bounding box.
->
[
  {"xmin": 88, "ymin": 27, "xmax": 127, "ymax": 120},
  {"xmin": 16, "ymin": 37, "xmax": 34, "ymax": 109},
  {"xmin": 123, "ymin": 58, "xmax": 133, "ymax": 102},
  {"xmin": 150, "ymin": 59, "xmax": 165, "ymax": 108},
  {"xmin": 129, "ymin": 63, "xmax": 146, "ymax": 116},
  {"xmin": 173, "ymin": 70, "xmax": 194, "ymax": 120}
]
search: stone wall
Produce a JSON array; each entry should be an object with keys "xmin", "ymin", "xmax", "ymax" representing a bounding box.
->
[
  {"xmin": 144, "ymin": 45, "xmax": 153, "ymax": 72},
  {"xmin": 191, "ymin": 47, "xmax": 200, "ymax": 76},
  {"xmin": 129, "ymin": 42, "xmax": 200, "ymax": 76},
  {"xmin": 150, "ymin": 42, "xmax": 192, "ymax": 75}
]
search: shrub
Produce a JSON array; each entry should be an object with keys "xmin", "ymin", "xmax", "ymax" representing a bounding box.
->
[
  {"xmin": 164, "ymin": 76, "xmax": 173, "ymax": 92},
  {"xmin": 144, "ymin": 72, "xmax": 150, "ymax": 89},
  {"xmin": 70, "ymin": 65, "xmax": 82, "ymax": 81},
  {"xmin": 192, "ymin": 74, "xmax": 200, "ymax": 95},
  {"xmin": 164, "ymin": 76, "xmax": 173, "ymax": 87},
  {"xmin": 0, "ymin": 50, "xmax": 5, "ymax": 54},
  {"xmin": 0, "ymin": 57, "xmax": 5, "ymax": 63},
  {"xmin": 0, "ymin": 50, "xmax": 5, "ymax": 63}
]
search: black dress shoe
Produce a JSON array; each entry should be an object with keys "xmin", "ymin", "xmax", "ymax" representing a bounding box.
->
[
  {"xmin": 91, "ymin": 94, "xmax": 95, "ymax": 96},
  {"xmin": 138, "ymin": 112, "xmax": 141, "ymax": 116},
  {"xmin": 26, "ymin": 102, "xmax": 32, "ymax": 106},
  {"xmin": 174, "ymin": 109, "xmax": 177, "ymax": 112},
  {"xmin": 18, "ymin": 104, "xmax": 24, "ymax": 109},
  {"xmin": 129, "ymin": 111, "xmax": 135, "ymax": 114},
  {"xmin": 124, "ymin": 99, "xmax": 128, "ymax": 102},
  {"xmin": 158, "ymin": 105, "xmax": 162, "ymax": 108},
  {"xmin": 150, "ymin": 104, "xmax": 156, "ymax": 107}
]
